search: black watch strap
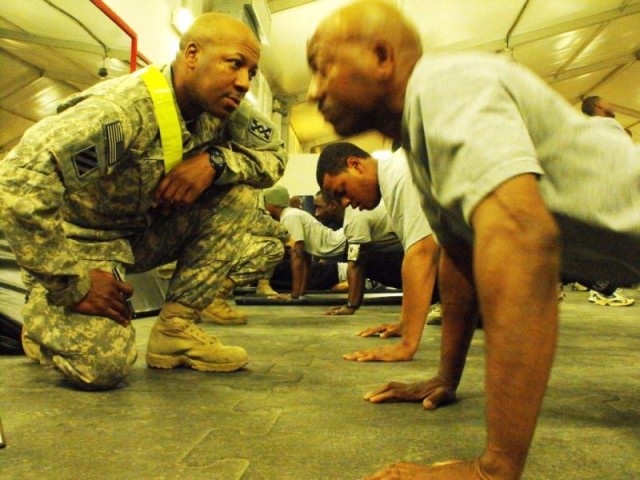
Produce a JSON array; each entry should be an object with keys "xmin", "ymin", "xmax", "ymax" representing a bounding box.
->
[
  {"xmin": 346, "ymin": 300, "xmax": 360, "ymax": 310},
  {"xmin": 208, "ymin": 147, "xmax": 226, "ymax": 181}
]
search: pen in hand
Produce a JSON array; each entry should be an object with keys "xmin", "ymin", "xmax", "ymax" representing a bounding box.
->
[{"xmin": 112, "ymin": 268, "xmax": 136, "ymax": 319}]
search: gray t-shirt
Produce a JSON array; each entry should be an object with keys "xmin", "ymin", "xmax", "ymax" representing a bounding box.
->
[
  {"xmin": 343, "ymin": 200, "xmax": 401, "ymax": 251},
  {"xmin": 280, "ymin": 207, "xmax": 346, "ymax": 258},
  {"xmin": 403, "ymin": 52, "xmax": 640, "ymax": 283},
  {"xmin": 377, "ymin": 150, "xmax": 433, "ymax": 251}
]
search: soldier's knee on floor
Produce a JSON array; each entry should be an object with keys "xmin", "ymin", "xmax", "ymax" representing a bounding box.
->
[{"xmin": 53, "ymin": 347, "xmax": 138, "ymax": 391}]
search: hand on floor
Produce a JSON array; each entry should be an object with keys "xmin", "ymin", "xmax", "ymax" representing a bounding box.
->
[
  {"xmin": 363, "ymin": 375, "xmax": 457, "ymax": 409},
  {"xmin": 325, "ymin": 304, "xmax": 357, "ymax": 315},
  {"xmin": 362, "ymin": 459, "xmax": 487, "ymax": 480},
  {"xmin": 355, "ymin": 323, "xmax": 401, "ymax": 338},
  {"xmin": 343, "ymin": 343, "xmax": 414, "ymax": 362}
]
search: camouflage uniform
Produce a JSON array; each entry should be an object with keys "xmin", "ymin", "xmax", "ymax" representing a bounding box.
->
[
  {"xmin": 227, "ymin": 189, "xmax": 290, "ymax": 287},
  {"xmin": 0, "ymin": 66, "xmax": 286, "ymax": 388}
]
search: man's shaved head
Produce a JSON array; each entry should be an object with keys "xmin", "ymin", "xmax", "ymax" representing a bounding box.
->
[
  {"xmin": 179, "ymin": 12, "xmax": 258, "ymax": 52},
  {"xmin": 307, "ymin": 1, "xmax": 422, "ymax": 139}
]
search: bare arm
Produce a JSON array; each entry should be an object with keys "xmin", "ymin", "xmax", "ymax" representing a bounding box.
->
[
  {"xmin": 362, "ymin": 175, "xmax": 560, "ymax": 480},
  {"xmin": 326, "ymin": 259, "xmax": 365, "ymax": 315},
  {"xmin": 344, "ymin": 235, "xmax": 438, "ymax": 362},
  {"xmin": 362, "ymin": 239, "xmax": 477, "ymax": 406},
  {"xmin": 471, "ymin": 174, "xmax": 561, "ymax": 477},
  {"xmin": 301, "ymin": 253, "xmax": 311, "ymax": 296},
  {"xmin": 436, "ymin": 241, "xmax": 479, "ymax": 390},
  {"xmin": 289, "ymin": 241, "xmax": 308, "ymax": 299},
  {"xmin": 398, "ymin": 236, "xmax": 439, "ymax": 355}
]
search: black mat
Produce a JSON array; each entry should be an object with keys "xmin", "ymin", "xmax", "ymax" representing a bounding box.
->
[{"xmin": 235, "ymin": 291, "xmax": 403, "ymax": 306}]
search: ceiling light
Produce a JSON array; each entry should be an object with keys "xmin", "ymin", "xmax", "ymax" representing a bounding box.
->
[{"xmin": 172, "ymin": 7, "xmax": 194, "ymax": 35}]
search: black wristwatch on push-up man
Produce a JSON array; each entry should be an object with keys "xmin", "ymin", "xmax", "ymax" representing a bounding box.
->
[{"xmin": 208, "ymin": 146, "xmax": 227, "ymax": 181}]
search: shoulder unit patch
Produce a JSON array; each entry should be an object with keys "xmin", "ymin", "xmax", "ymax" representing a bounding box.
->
[
  {"xmin": 72, "ymin": 145, "xmax": 99, "ymax": 178},
  {"xmin": 249, "ymin": 118, "xmax": 273, "ymax": 142}
]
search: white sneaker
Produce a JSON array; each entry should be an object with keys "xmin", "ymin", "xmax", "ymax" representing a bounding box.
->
[
  {"xmin": 426, "ymin": 303, "xmax": 442, "ymax": 325},
  {"xmin": 588, "ymin": 289, "xmax": 635, "ymax": 307}
]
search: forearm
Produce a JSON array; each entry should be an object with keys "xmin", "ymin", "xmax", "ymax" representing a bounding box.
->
[
  {"xmin": 300, "ymin": 253, "xmax": 311, "ymax": 296},
  {"xmin": 215, "ymin": 142, "xmax": 287, "ymax": 189},
  {"xmin": 346, "ymin": 261, "xmax": 365, "ymax": 307},
  {"xmin": 289, "ymin": 249, "xmax": 305, "ymax": 298},
  {"xmin": 399, "ymin": 238, "xmax": 438, "ymax": 353},
  {"xmin": 472, "ymin": 175, "xmax": 561, "ymax": 476},
  {"xmin": 210, "ymin": 101, "xmax": 287, "ymax": 188},
  {"xmin": 478, "ymin": 238, "xmax": 559, "ymax": 474},
  {"xmin": 437, "ymin": 242, "xmax": 479, "ymax": 386}
]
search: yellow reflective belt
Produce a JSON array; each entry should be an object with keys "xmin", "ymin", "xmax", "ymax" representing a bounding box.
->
[{"xmin": 139, "ymin": 66, "xmax": 182, "ymax": 172}]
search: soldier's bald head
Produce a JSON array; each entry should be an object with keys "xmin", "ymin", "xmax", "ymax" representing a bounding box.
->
[
  {"xmin": 172, "ymin": 12, "xmax": 261, "ymax": 121},
  {"xmin": 179, "ymin": 12, "xmax": 259, "ymax": 53}
]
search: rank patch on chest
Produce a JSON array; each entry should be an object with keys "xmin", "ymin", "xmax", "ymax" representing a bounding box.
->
[
  {"xmin": 104, "ymin": 120, "xmax": 124, "ymax": 166},
  {"xmin": 249, "ymin": 118, "xmax": 273, "ymax": 142},
  {"xmin": 72, "ymin": 145, "xmax": 99, "ymax": 178}
]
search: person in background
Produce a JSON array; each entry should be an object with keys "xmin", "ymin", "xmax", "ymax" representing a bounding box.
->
[
  {"xmin": 318, "ymin": 145, "xmax": 440, "ymax": 362},
  {"xmin": 289, "ymin": 195, "xmax": 304, "ymax": 209},
  {"xmin": 314, "ymin": 189, "xmax": 345, "ymax": 231},
  {"xmin": 578, "ymin": 95, "xmax": 634, "ymax": 307},
  {"xmin": 307, "ymin": 1, "xmax": 640, "ymax": 479},
  {"xmin": 263, "ymin": 184, "xmax": 346, "ymax": 300},
  {"xmin": 0, "ymin": 13, "xmax": 286, "ymax": 390},
  {"xmin": 326, "ymin": 199, "xmax": 404, "ymax": 316}
]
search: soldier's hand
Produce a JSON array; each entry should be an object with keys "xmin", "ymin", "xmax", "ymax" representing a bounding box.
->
[
  {"xmin": 72, "ymin": 269, "xmax": 134, "ymax": 327},
  {"xmin": 153, "ymin": 151, "xmax": 214, "ymax": 213}
]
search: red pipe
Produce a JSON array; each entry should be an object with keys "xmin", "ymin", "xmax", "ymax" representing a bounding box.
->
[{"xmin": 90, "ymin": 0, "xmax": 151, "ymax": 72}]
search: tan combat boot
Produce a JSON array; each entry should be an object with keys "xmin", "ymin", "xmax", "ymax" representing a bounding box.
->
[
  {"xmin": 146, "ymin": 302, "xmax": 248, "ymax": 372},
  {"xmin": 200, "ymin": 277, "xmax": 248, "ymax": 325},
  {"xmin": 255, "ymin": 278, "xmax": 279, "ymax": 297}
]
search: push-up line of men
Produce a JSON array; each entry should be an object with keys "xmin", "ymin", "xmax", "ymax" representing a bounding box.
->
[{"xmin": 1, "ymin": 2, "xmax": 638, "ymax": 479}]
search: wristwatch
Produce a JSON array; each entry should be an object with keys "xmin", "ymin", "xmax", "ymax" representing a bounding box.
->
[
  {"xmin": 208, "ymin": 146, "xmax": 226, "ymax": 181},
  {"xmin": 346, "ymin": 300, "xmax": 360, "ymax": 310}
]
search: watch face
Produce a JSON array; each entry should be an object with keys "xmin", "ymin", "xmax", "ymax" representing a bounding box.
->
[{"xmin": 209, "ymin": 149, "xmax": 226, "ymax": 179}]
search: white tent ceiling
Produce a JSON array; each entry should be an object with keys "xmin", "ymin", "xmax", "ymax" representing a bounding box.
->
[
  {"xmin": 1, "ymin": 0, "xmax": 639, "ymax": 159},
  {"xmin": 263, "ymin": 0, "xmax": 640, "ymax": 151}
]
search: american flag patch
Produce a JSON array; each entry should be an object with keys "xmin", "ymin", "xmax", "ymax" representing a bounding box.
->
[
  {"xmin": 104, "ymin": 120, "xmax": 124, "ymax": 166},
  {"xmin": 72, "ymin": 145, "xmax": 99, "ymax": 178},
  {"xmin": 249, "ymin": 118, "xmax": 273, "ymax": 142}
]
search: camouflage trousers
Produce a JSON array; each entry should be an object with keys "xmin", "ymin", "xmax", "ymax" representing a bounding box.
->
[
  {"xmin": 21, "ymin": 184, "xmax": 257, "ymax": 390},
  {"xmin": 227, "ymin": 233, "xmax": 284, "ymax": 287}
]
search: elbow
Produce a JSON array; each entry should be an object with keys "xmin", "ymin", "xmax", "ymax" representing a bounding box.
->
[{"xmin": 525, "ymin": 214, "xmax": 562, "ymax": 257}]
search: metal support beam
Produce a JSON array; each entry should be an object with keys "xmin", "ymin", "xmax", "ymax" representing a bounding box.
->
[
  {"xmin": 546, "ymin": 53, "xmax": 637, "ymax": 83},
  {"xmin": 434, "ymin": 2, "xmax": 640, "ymax": 54},
  {"xmin": 267, "ymin": 0, "xmax": 315, "ymax": 13},
  {"xmin": 0, "ymin": 28, "xmax": 131, "ymax": 61}
]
